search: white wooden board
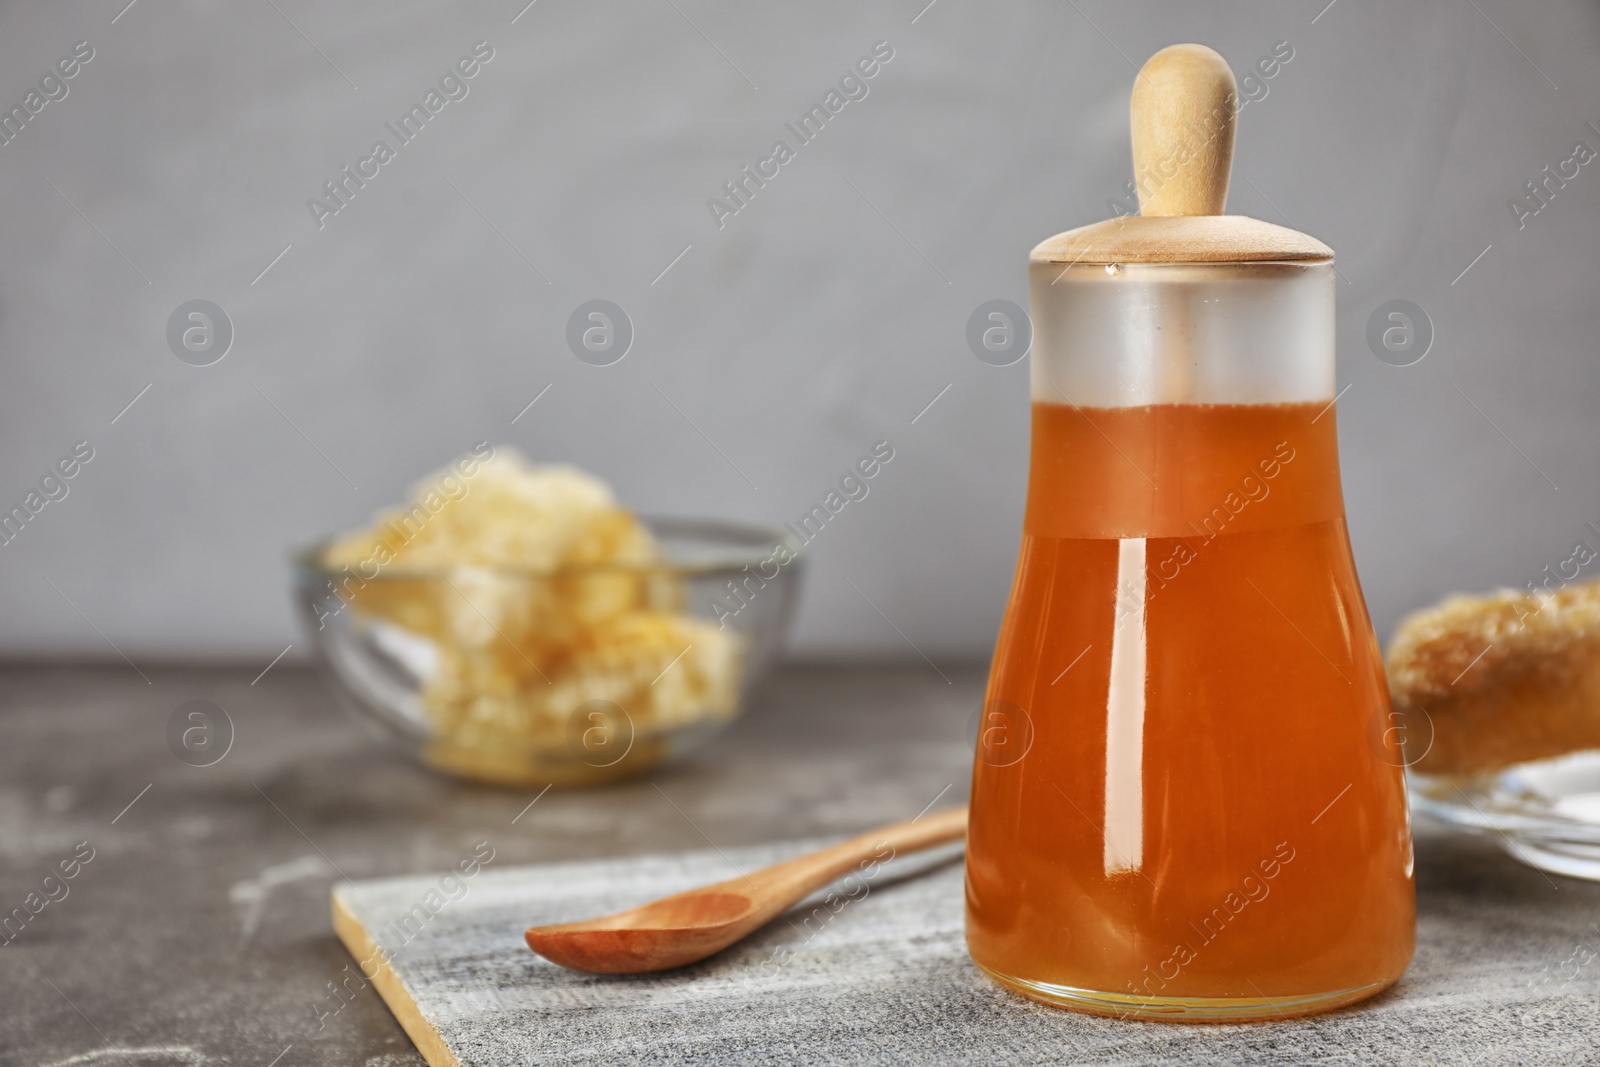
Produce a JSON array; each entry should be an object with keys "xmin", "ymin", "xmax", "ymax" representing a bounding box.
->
[{"xmin": 332, "ymin": 839, "xmax": 1600, "ymax": 1066}]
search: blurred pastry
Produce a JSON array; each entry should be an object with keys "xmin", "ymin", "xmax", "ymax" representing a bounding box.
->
[{"xmin": 1386, "ymin": 579, "xmax": 1600, "ymax": 776}]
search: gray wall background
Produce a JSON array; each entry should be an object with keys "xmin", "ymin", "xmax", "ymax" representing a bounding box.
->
[{"xmin": 0, "ymin": 0, "xmax": 1596, "ymax": 667}]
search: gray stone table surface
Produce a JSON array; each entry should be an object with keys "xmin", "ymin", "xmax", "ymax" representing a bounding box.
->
[{"xmin": 1, "ymin": 662, "xmax": 1597, "ymax": 1066}]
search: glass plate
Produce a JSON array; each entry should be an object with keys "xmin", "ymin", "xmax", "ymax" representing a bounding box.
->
[{"xmin": 1409, "ymin": 750, "xmax": 1600, "ymax": 881}]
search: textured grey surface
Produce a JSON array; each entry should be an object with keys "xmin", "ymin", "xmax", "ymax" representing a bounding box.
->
[
  {"xmin": 1, "ymin": 2, "xmax": 1598, "ymax": 662},
  {"xmin": 1, "ymin": 661, "xmax": 1598, "ymax": 1066}
]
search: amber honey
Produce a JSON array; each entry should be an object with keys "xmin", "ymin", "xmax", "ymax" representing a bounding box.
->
[{"xmin": 965, "ymin": 401, "xmax": 1415, "ymax": 1020}]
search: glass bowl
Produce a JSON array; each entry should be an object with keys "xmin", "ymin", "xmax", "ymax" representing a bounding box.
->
[
  {"xmin": 1410, "ymin": 751, "xmax": 1600, "ymax": 881},
  {"xmin": 293, "ymin": 517, "xmax": 802, "ymax": 788}
]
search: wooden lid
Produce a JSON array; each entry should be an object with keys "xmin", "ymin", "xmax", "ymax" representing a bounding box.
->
[
  {"xmin": 1032, "ymin": 43, "xmax": 1332, "ymax": 266},
  {"xmin": 1032, "ymin": 215, "xmax": 1332, "ymax": 264}
]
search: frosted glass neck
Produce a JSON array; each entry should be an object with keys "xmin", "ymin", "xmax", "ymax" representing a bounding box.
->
[{"xmin": 1027, "ymin": 261, "xmax": 1335, "ymax": 407}]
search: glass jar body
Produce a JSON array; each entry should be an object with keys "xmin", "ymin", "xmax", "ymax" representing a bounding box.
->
[{"xmin": 964, "ymin": 261, "xmax": 1415, "ymax": 1021}]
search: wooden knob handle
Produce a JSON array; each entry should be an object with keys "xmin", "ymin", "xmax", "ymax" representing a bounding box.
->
[{"xmin": 1131, "ymin": 44, "xmax": 1236, "ymax": 217}]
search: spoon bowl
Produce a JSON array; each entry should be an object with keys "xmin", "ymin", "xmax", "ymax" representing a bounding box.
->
[{"xmin": 526, "ymin": 890, "xmax": 759, "ymax": 974}]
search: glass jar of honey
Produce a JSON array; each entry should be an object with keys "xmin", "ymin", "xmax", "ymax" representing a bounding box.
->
[{"xmin": 964, "ymin": 44, "xmax": 1415, "ymax": 1022}]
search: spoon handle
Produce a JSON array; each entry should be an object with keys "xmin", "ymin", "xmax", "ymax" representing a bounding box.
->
[{"xmin": 742, "ymin": 804, "xmax": 968, "ymax": 915}]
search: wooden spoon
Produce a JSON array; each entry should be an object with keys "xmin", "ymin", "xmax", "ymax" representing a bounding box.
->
[{"xmin": 524, "ymin": 805, "xmax": 968, "ymax": 974}]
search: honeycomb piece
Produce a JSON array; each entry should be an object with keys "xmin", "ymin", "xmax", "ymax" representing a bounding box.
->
[{"xmin": 322, "ymin": 446, "xmax": 744, "ymax": 783}]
